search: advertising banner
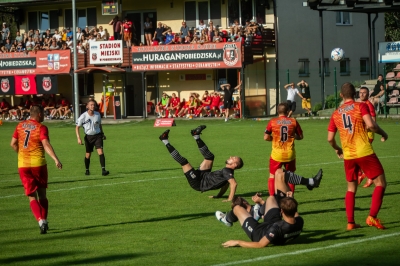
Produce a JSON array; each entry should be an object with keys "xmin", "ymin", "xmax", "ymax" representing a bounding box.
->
[
  {"xmin": 0, "ymin": 50, "xmax": 71, "ymax": 76},
  {"xmin": 36, "ymin": 75, "xmax": 58, "ymax": 94},
  {"xmin": 89, "ymin": 40, "xmax": 123, "ymax": 65},
  {"xmin": 132, "ymin": 42, "xmax": 242, "ymax": 71},
  {"xmin": 0, "ymin": 76, "xmax": 15, "ymax": 95},
  {"xmin": 15, "ymin": 75, "xmax": 37, "ymax": 95},
  {"xmin": 378, "ymin": 41, "xmax": 400, "ymax": 63}
]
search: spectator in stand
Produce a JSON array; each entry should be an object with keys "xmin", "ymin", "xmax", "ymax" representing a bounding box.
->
[
  {"xmin": 80, "ymin": 34, "xmax": 88, "ymax": 48},
  {"xmin": 1, "ymin": 22, "xmax": 10, "ymax": 45},
  {"xmin": 195, "ymin": 91, "xmax": 212, "ymax": 117},
  {"xmin": 153, "ymin": 22, "xmax": 167, "ymax": 43},
  {"xmin": 49, "ymin": 95, "xmax": 62, "ymax": 119},
  {"xmin": 168, "ymin": 93, "xmax": 181, "ymax": 117},
  {"xmin": 183, "ymin": 35, "xmax": 191, "ymax": 44},
  {"xmin": 96, "ymin": 33, "xmax": 102, "ymax": 41},
  {"xmin": 76, "ymin": 27, "xmax": 83, "ymax": 41},
  {"xmin": 103, "ymin": 29, "xmax": 110, "ymax": 40},
  {"xmin": 196, "ymin": 20, "xmax": 207, "ymax": 37},
  {"xmin": 209, "ymin": 92, "xmax": 221, "ymax": 117},
  {"xmin": 109, "ymin": 16, "xmax": 122, "ymax": 40},
  {"xmin": 41, "ymin": 29, "xmax": 51, "ymax": 39},
  {"xmin": 230, "ymin": 19, "xmax": 242, "ymax": 38},
  {"xmin": 144, "ymin": 16, "xmax": 153, "ymax": 46},
  {"xmin": 191, "ymin": 36, "xmax": 199, "ymax": 44},
  {"xmin": 9, "ymin": 44, "xmax": 16, "ymax": 52},
  {"xmin": 66, "ymin": 28, "xmax": 73, "ymax": 40},
  {"xmin": 212, "ymin": 30, "xmax": 222, "ymax": 42},
  {"xmin": 4, "ymin": 38, "xmax": 11, "ymax": 51},
  {"xmin": 123, "ymin": 17, "xmax": 133, "ymax": 47},
  {"xmin": 246, "ymin": 20, "xmax": 259, "ymax": 35},
  {"xmin": 180, "ymin": 21, "xmax": 189, "ymax": 44},
  {"xmin": 208, "ymin": 21, "xmax": 216, "ymax": 41},
  {"xmin": 19, "ymin": 96, "xmax": 32, "ymax": 120},
  {"xmin": 44, "ymin": 98, "xmax": 55, "ymax": 119},
  {"xmin": 25, "ymin": 36, "xmax": 35, "ymax": 48},
  {"xmin": 32, "ymin": 30, "xmax": 40, "ymax": 39},
  {"xmin": 83, "ymin": 26, "xmax": 90, "ymax": 38},
  {"xmin": 200, "ymin": 29, "xmax": 210, "ymax": 43},
  {"xmin": 53, "ymin": 30, "xmax": 62, "ymax": 42},
  {"xmin": 60, "ymin": 42, "xmax": 69, "ymax": 50},
  {"xmin": 77, "ymin": 40, "xmax": 86, "ymax": 54},
  {"xmin": 156, "ymin": 92, "xmax": 170, "ymax": 118},
  {"xmin": 16, "ymin": 41, "xmax": 24, "ymax": 52},
  {"xmin": 57, "ymin": 96, "xmax": 71, "ymax": 119},
  {"xmin": 9, "ymin": 100, "xmax": 22, "ymax": 120},
  {"xmin": 98, "ymin": 26, "xmax": 105, "ymax": 38},
  {"xmin": 49, "ymin": 39, "xmax": 59, "ymax": 50},
  {"xmin": 1, "ymin": 98, "xmax": 10, "ymax": 120},
  {"xmin": 66, "ymin": 36, "xmax": 72, "ymax": 48},
  {"xmin": 61, "ymin": 29, "xmax": 67, "ymax": 42},
  {"xmin": 163, "ymin": 28, "xmax": 175, "ymax": 45},
  {"xmin": 27, "ymin": 29, "xmax": 34, "ymax": 38},
  {"xmin": 15, "ymin": 31, "xmax": 23, "ymax": 43},
  {"xmin": 87, "ymin": 34, "xmax": 96, "ymax": 44}
]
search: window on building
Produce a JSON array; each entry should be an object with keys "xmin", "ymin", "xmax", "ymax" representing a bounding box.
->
[
  {"xmin": 184, "ymin": 0, "xmax": 221, "ymax": 28},
  {"xmin": 360, "ymin": 58, "xmax": 369, "ymax": 75},
  {"xmin": 319, "ymin": 58, "xmax": 330, "ymax": 76},
  {"xmin": 65, "ymin": 8, "xmax": 97, "ymax": 29},
  {"xmin": 28, "ymin": 11, "xmax": 59, "ymax": 32},
  {"xmin": 336, "ymin": 12, "xmax": 352, "ymax": 25},
  {"xmin": 298, "ymin": 59, "xmax": 310, "ymax": 77},
  {"xmin": 340, "ymin": 58, "xmax": 350, "ymax": 76}
]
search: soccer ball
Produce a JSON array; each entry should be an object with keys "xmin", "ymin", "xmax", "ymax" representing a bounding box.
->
[{"xmin": 331, "ymin": 48, "xmax": 345, "ymax": 62}]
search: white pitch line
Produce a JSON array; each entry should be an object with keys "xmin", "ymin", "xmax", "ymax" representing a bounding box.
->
[
  {"xmin": 1, "ymin": 155, "xmax": 399, "ymax": 199},
  {"xmin": 211, "ymin": 232, "xmax": 400, "ymax": 266}
]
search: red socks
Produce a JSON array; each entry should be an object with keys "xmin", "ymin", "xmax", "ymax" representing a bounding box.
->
[
  {"xmin": 30, "ymin": 200, "xmax": 42, "ymax": 221},
  {"xmin": 288, "ymin": 183, "xmax": 295, "ymax": 194},
  {"xmin": 268, "ymin": 178, "xmax": 275, "ymax": 196},
  {"xmin": 39, "ymin": 198, "xmax": 49, "ymax": 220},
  {"xmin": 370, "ymin": 186, "xmax": 385, "ymax": 217},
  {"xmin": 345, "ymin": 191, "xmax": 355, "ymax": 223}
]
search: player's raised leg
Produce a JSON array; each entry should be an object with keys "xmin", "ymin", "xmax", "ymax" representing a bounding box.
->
[
  {"xmin": 159, "ymin": 129, "xmax": 192, "ymax": 173},
  {"xmin": 275, "ymin": 169, "xmax": 322, "ymax": 191},
  {"xmin": 190, "ymin": 125, "xmax": 214, "ymax": 170}
]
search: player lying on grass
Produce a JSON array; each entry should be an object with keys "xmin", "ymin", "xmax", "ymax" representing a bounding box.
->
[
  {"xmin": 159, "ymin": 125, "xmax": 243, "ymax": 202},
  {"xmin": 215, "ymin": 168, "xmax": 322, "ymax": 248}
]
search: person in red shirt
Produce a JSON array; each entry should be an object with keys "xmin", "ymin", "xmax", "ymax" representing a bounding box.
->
[
  {"xmin": 168, "ymin": 93, "xmax": 181, "ymax": 118},
  {"xmin": 123, "ymin": 17, "xmax": 133, "ymax": 47},
  {"xmin": 264, "ymin": 102, "xmax": 303, "ymax": 196},
  {"xmin": 210, "ymin": 92, "xmax": 221, "ymax": 117},
  {"xmin": 195, "ymin": 91, "xmax": 212, "ymax": 117},
  {"xmin": 177, "ymin": 98, "xmax": 189, "ymax": 118},
  {"xmin": 327, "ymin": 82, "xmax": 388, "ymax": 230},
  {"xmin": 10, "ymin": 105, "xmax": 62, "ymax": 234},
  {"xmin": 57, "ymin": 97, "xmax": 71, "ymax": 119},
  {"xmin": 1, "ymin": 98, "xmax": 10, "ymax": 120}
]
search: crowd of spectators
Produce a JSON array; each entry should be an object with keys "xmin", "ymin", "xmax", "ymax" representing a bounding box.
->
[
  {"xmin": 155, "ymin": 90, "xmax": 239, "ymax": 119},
  {"xmin": 0, "ymin": 94, "xmax": 72, "ymax": 121}
]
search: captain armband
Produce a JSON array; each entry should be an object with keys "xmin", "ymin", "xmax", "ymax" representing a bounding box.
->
[{"xmin": 265, "ymin": 130, "xmax": 272, "ymax": 135}]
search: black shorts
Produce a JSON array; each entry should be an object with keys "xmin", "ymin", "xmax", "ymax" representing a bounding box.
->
[
  {"xmin": 184, "ymin": 168, "xmax": 211, "ymax": 191},
  {"xmin": 287, "ymin": 100, "xmax": 296, "ymax": 112},
  {"xmin": 144, "ymin": 29, "xmax": 153, "ymax": 34},
  {"xmin": 84, "ymin": 134, "xmax": 103, "ymax": 153},
  {"xmin": 242, "ymin": 208, "xmax": 281, "ymax": 241},
  {"xmin": 224, "ymin": 99, "xmax": 233, "ymax": 109}
]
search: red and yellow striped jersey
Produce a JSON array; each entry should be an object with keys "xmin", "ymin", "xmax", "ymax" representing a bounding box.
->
[
  {"xmin": 328, "ymin": 101, "xmax": 374, "ymax": 160},
  {"xmin": 12, "ymin": 119, "xmax": 49, "ymax": 168},
  {"xmin": 364, "ymin": 100, "xmax": 376, "ymax": 140},
  {"xmin": 266, "ymin": 116, "xmax": 303, "ymax": 162}
]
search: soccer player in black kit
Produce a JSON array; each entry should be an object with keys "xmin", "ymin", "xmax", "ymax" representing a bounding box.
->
[{"xmin": 159, "ymin": 125, "xmax": 243, "ymax": 202}]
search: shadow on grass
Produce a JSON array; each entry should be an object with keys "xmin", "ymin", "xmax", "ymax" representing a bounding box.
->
[
  {"xmin": 54, "ymin": 253, "xmax": 146, "ymax": 265},
  {"xmin": 301, "ymin": 207, "xmax": 370, "ymax": 216},
  {"xmin": 0, "ymin": 252, "xmax": 75, "ymax": 264},
  {"xmin": 52, "ymin": 212, "xmax": 214, "ymax": 234},
  {"xmin": 301, "ymin": 191, "xmax": 400, "ymax": 205},
  {"xmin": 290, "ymin": 230, "xmax": 366, "ymax": 245},
  {"xmin": 117, "ymin": 166, "xmax": 182, "ymax": 175}
]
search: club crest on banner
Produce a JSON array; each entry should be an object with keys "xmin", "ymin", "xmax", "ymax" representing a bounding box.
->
[
  {"xmin": 223, "ymin": 43, "xmax": 239, "ymax": 66},
  {"xmin": 42, "ymin": 77, "xmax": 52, "ymax": 91},
  {"xmin": 1, "ymin": 78, "xmax": 10, "ymax": 93},
  {"xmin": 21, "ymin": 78, "xmax": 30, "ymax": 92}
]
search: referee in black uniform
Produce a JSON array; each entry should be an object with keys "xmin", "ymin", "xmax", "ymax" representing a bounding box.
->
[{"xmin": 75, "ymin": 100, "xmax": 109, "ymax": 176}]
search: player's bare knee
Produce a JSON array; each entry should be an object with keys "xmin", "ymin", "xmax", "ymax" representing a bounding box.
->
[{"xmin": 275, "ymin": 169, "xmax": 284, "ymax": 179}]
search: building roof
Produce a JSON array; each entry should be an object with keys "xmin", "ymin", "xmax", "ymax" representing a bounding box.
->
[
  {"xmin": 0, "ymin": 0, "xmax": 97, "ymax": 7},
  {"xmin": 306, "ymin": 0, "xmax": 400, "ymax": 13}
]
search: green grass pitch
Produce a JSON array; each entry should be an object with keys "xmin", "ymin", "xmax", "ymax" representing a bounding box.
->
[{"xmin": 1, "ymin": 118, "xmax": 400, "ymax": 266}]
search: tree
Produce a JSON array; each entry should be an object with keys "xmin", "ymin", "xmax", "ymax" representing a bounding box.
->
[{"xmin": 385, "ymin": 12, "xmax": 400, "ymax": 42}]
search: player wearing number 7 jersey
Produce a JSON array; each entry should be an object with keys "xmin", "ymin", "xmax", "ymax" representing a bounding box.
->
[
  {"xmin": 10, "ymin": 105, "xmax": 62, "ymax": 234},
  {"xmin": 264, "ymin": 103, "xmax": 303, "ymax": 196},
  {"xmin": 328, "ymin": 82, "xmax": 388, "ymax": 230}
]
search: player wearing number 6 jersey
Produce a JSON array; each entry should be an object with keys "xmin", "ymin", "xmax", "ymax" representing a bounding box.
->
[
  {"xmin": 328, "ymin": 82, "xmax": 388, "ymax": 230},
  {"xmin": 264, "ymin": 103, "xmax": 303, "ymax": 196},
  {"xmin": 10, "ymin": 105, "xmax": 62, "ymax": 234}
]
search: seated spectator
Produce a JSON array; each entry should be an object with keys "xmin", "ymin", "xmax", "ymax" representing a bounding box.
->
[
  {"xmin": 27, "ymin": 29, "xmax": 34, "ymax": 38},
  {"xmin": 246, "ymin": 20, "xmax": 259, "ymax": 35},
  {"xmin": 15, "ymin": 31, "xmax": 23, "ymax": 43},
  {"xmin": 87, "ymin": 34, "xmax": 96, "ymax": 44},
  {"xmin": 191, "ymin": 35, "xmax": 200, "ymax": 44},
  {"xmin": 210, "ymin": 92, "xmax": 222, "ymax": 117},
  {"xmin": 180, "ymin": 21, "xmax": 189, "ymax": 43},
  {"xmin": 208, "ymin": 21, "xmax": 216, "ymax": 40},
  {"xmin": 57, "ymin": 96, "xmax": 71, "ymax": 119},
  {"xmin": 103, "ymin": 29, "xmax": 110, "ymax": 40},
  {"xmin": 98, "ymin": 26, "xmax": 105, "ymax": 38},
  {"xmin": 76, "ymin": 27, "xmax": 83, "ymax": 41},
  {"xmin": 4, "ymin": 39, "xmax": 11, "ymax": 51},
  {"xmin": 0, "ymin": 44, "xmax": 6, "ymax": 53},
  {"xmin": 44, "ymin": 98, "xmax": 55, "ymax": 118},
  {"xmin": 96, "ymin": 33, "xmax": 102, "ymax": 41},
  {"xmin": 8, "ymin": 101, "xmax": 22, "ymax": 120},
  {"xmin": 199, "ymin": 31, "xmax": 209, "ymax": 43},
  {"xmin": 53, "ymin": 29, "xmax": 62, "ymax": 41},
  {"xmin": 155, "ymin": 92, "xmax": 170, "ymax": 118},
  {"xmin": 9, "ymin": 44, "xmax": 16, "ymax": 52},
  {"xmin": 66, "ymin": 28, "xmax": 73, "ymax": 39},
  {"xmin": 183, "ymin": 35, "xmax": 191, "ymax": 44},
  {"xmin": 163, "ymin": 28, "xmax": 175, "ymax": 45},
  {"xmin": 167, "ymin": 93, "xmax": 181, "ymax": 117},
  {"xmin": 18, "ymin": 95, "xmax": 31, "ymax": 120},
  {"xmin": 25, "ymin": 36, "xmax": 35, "ymax": 48},
  {"xmin": 77, "ymin": 40, "xmax": 86, "ymax": 54},
  {"xmin": 196, "ymin": 20, "xmax": 206, "ymax": 37},
  {"xmin": 212, "ymin": 30, "xmax": 222, "ymax": 42},
  {"xmin": 66, "ymin": 36, "xmax": 72, "ymax": 48},
  {"xmin": 153, "ymin": 22, "xmax": 167, "ymax": 43},
  {"xmin": 49, "ymin": 39, "xmax": 59, "ymax": 50},
  {"xmin": 195, "ymin": 91, "xmax": 212, "ymax": 117},
  {"xmin": 0, "ymin": 98, "xmax": 10, "ymax": 120},
  {"xmin": 41, "ymin": 29, "xmax": 51, "ymax": 39},
  {"xmin": 26, "ymin": 43, "xmax": 34, "ymax": 51},
  {"xmin": 32, "ymin": 29, "xmax": 40, "ymax": 39},
  {"xmin": 230, "ymin": 19, "xmax": 242, "ymax": 37},
  {"xmin": 60, "ymin": 42, "xmax": 69, "ymax": 50},
  {"xmin": 61, "ymin": 29, "xmax": 67, "ymax": 42},
  {"xmin": 16, "ymin": 42, "xmax": 24, "ymax": 52}
]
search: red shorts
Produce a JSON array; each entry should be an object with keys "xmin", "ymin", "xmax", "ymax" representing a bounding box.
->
[
  {"xmin": 18, "ymin": 165, "xmax": 48, "ymax": 195},
  {"xmin": 269, "ymin": 157, "xmax": 296, "ymax": 175},
  {"xmin": 344, "ymin": 153, "xmax": 384, "ymax": 182}
]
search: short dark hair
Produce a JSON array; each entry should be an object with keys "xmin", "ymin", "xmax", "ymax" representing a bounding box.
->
[
  {"xmin": 235, "ymin": 157, "xmax": 244, "ymax": 169},
  {"xmin": 231, "ymin": 196, "xmax": 250, "ymax": 209},
  {"xmin": 277, "ymin": 102, "xmax": 289, "ymax": 115},
  {"xmin": 341, "ymin": 82, "xmax": 356, "ymax": 99},
  {"xmin": 279, "ymin": 197, "xmax": 298, "ymax": 217},
  {"xmin": 30, "ymin": 105, "xmax": 44, "ymax": 116}
]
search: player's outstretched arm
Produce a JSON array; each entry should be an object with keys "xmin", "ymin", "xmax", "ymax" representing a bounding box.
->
[
  {"xmin": 42, "ymin": 139, "xmax": 62, "ymax": 169},
  {"xmin": 10, "ymin": 137, "xmax": 18, "ymax": 153},
  {"xmin": 234, "ymin": 81, "xmax": 242, "ymax": 90},
  {"xmin": 222, "ymin": 237, "xmax": 270, "ymax": 248},
  {"xmin": 223, "ymin": 178, "xmax": 237, "ymax": 203},
  {"xmin": 362, "ymin": 114, "xmax": 388, "ymax": 141},
  {"xmin": 209, "ymin": 183, "xmax": 229, "ymax": 199}
]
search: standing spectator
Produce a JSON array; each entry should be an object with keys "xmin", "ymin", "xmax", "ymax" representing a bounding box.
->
[
  {"xmin": 196, "ymin": 20, "xmax": 206, "ymax": 37},
  {"xmin": 15, "ymin": 31, "xmax": 23, "ymax": 43},
  {"xmin": 264, "ymin": 102, "xmax": 304, "ymax": 195},
  {"xmin": 1, "ymin": 22, "xmax": 10, "ymax": 45},
  {"xmin": 53, "ymin": 30, "xmax": 62, "ymax": 42},
  {"xmin": 208, "ymin": 21, "xmax": 216, "ymax": 42},
  {"xmin": 109, "ymin": 16, "xmax": 122, "ymax": 40},
  {"xmin": 75, "ymin": 100, "xmax": 110, "ymax": 176},
  {"xmin": 144, "ymin": 16, "xmax": 153, "ymax": 46},
  {"xmin": 122, "ymin": 17, "xmax": 133, "ymax": 47},
  {"xmin": 180, "ymin": 21, "xmax": 189, "ymax": 43},
  {"xmin": 10, "ymin": 105, "xmax": 62, "ymax": 234},
  {"xmin": 41, "ymin": 29, "xmax": 51, "ymax": 39},
  {"xmin": 220, "ymin": 81, "xmax": 242, "ymax": 122},
  {"xmin": 153, "ymin": 22, "xmax": 166, "ymax": 43},
  {"xmin": 76, "ymin": 27, "xmax": 83, "ymax": 41},
  {"xmin": 284, "ymin": 82, "xmax": 305, "ymax": 118},
  {"xmin": 297, "ymin": 80, "xmax": 312, "ymax": 116},
  {"xmin": 66, "ymin": 28, "xmax": 73, "ymax": 40}
]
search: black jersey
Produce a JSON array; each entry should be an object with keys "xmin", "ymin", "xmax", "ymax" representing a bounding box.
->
[
  {"xmin": 222, "ymin": 86, "xmax": 235, "ymax": 102},
  {"xmin": 299, "ymin": 84, "xmax": 310, "ymax": 99},
  {"xmin": 200, "ymin": 167, "xmax": 234, "ymax": 192},
  {"xmin": 253, "ymin": 216, "xmax": 304, "ymax": 245}
]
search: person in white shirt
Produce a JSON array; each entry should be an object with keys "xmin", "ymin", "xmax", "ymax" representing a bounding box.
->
[
  {"xmin": 284, "ymin": 82, "xmax": 305, "ymax": 117},
  {"xmin": 76, "ymin": 27, "xmax": 83, "ymax": 41},
  {"xmin": 98, "ymin": 26, "xmax": 105, "ymax": 38},
  {"xmin": 196, "ymin": 20, "xmax": 206, "ymax": 37},
  {"xmin": 75, "ymin": 100, "xmax": 109, "ymax": 176},
  {"xmin": 52, "ymin": 30, "xmax": 62, "ymax": 41}
]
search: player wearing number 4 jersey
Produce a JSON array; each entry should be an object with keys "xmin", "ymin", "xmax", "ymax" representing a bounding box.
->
[
  {"xmin": 264, "ymin": 103, "xmax": 304, "ymax": 196},
  {"xmin": 328, "ymin": 82, "xmax": 388, "ymax": 230},
  {"xmin": 10, "ymin": 105, "xmax": 62, "ymax": 234}
]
